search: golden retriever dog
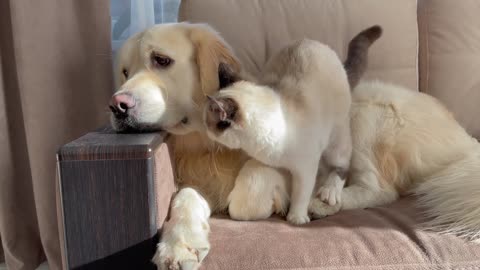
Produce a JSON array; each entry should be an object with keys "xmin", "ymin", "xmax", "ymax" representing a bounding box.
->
[{"xmin": 110, "ymin": 23, "xmax": 480, "ymax": 270}]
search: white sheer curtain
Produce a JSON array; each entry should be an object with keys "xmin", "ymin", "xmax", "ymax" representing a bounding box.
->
[{"xmin": 110, "ymin": 0, "xmax": 180, "ymax": 53}]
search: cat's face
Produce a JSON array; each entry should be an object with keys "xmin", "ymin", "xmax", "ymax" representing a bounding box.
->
[
  {"xmin": 202, "ymin": 61, "xmax": 246, "ymax": 148},
  {"xmin": 203, "ymin": 90, "xmax": 245, "ymax": 149}
]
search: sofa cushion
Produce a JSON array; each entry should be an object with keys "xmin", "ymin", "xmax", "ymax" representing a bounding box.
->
[
  {"xmin": 204, "ymin": 198, "xmax": 480, "ymax": 270},
  {"xmin": 179, "ymin": 0, "xmax": 419, "ymax": 90},
  {"xmin": 418, "ymin": 0, "xmax": 480, "ymax": 138}
]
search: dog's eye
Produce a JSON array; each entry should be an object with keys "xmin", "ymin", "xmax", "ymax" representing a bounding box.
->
[
  {"xmin": 122, "ymin": 68, "xmax": 129, "ymax": 78},
  {"xmin": 151, "ymin": 54, "xmax": 173, "ymax": 68},
  {"xmin": 217, "ymin": 121, "xmax": 231, "ymax": 131}
]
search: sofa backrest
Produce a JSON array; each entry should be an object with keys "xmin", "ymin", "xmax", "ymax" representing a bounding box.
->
[
  {"xmin": 179, "ymin": 0, "xmax": 419, "ymax": 91},
  {"xmin": 418, "ymin": 0, "xmax": 480, "ymax": 138},
  {"xmin": 180, "ymin": 0, "xmax": 480, "ymax": 138}
]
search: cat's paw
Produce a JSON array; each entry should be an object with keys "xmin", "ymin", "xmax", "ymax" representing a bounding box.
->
[
  {"xmin": 317, "ymin": 173, "xmax": 345, "ymax": 206},
  {"xmin": 309, "ymin": 197, "xmax": 341, "ymax": 219},
  {"xmin": 317, "ymin": 184, "xmax": 342, "ymax": 206},
  {"xmin": 286, "ymin": 211, "xmax": 311, "ymax": 225}
]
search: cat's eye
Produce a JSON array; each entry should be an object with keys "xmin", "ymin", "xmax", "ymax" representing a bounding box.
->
[
  {"xmin": 122, "ymin": 68, "xmax": 129, "ymax": 78},
  {"xmin": 217, "ymin": 121, "xmax": 231, "ymax": 131},
  {"xmin": 151, "ymin": 53, "xmax": 173, "ymax": 68}
]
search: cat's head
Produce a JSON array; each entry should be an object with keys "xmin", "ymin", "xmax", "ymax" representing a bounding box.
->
[{"xmin": 203, "ymin": 63, "xmax": 252, "ymax": 149}]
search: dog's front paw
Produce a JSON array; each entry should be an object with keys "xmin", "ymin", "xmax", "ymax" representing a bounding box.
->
[
  {"xmin": 309, "ymin": 197, "xmax": 341, "ymax": 219},
  {"xmin": 152, "ymin": 218, "xmax": 210, "ymax": 270},
  {"xmin": 286, "ymin": 211, "xmax": 311, "ymax": 225},
  {"xmin": 152, "ymin": 237, "xmax": 209, "ymax": 270}
]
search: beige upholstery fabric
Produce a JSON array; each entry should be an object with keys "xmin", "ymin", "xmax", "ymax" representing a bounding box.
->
[
  {"xmin": 203, "ymin": 198, "xmax": 480, "ymax": 270},
  {"xmin": 0, "ymin": 1, "xmax": 112, "ymax": 269},
  {"xmin": 418, "ymin": 0, "xmax": 480, "ymax": 138},
  {"xmin": 180, "ymin": 1, "xmax": 480, "ymax": 269},
  {"xmin": 179, "ymin": 0, "xmax": 419, "ymax": 90}
]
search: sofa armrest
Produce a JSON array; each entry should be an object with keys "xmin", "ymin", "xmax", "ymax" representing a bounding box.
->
[{"xmin": 56, "ymin": 126, "xmax": 175, "ymax": 269}]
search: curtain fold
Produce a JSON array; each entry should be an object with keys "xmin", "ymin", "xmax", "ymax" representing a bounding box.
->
[
  {"xmin": 0, "ymin": 1, "xmax": 113, "ymax": 269},
  {"xmin": 0, "ymin": 242, "xmax": 3, "ymax": 263}
]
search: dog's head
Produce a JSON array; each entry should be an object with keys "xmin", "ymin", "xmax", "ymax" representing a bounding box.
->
[{"xmin": 110, "ymin": 23, "xmax": 240, "ymax": 134}]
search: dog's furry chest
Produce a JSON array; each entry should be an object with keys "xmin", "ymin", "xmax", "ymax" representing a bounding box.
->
[{"xmin": 171, "ymin": 135, "xmax": 250, "ymax": 212}]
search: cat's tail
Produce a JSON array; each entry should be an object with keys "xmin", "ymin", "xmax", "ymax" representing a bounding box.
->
[{"xmin": 344, "ymin": 25, "xmax": 383, "ymax": 89}]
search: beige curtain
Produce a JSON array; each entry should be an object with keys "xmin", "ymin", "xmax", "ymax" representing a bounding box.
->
[{"xmin": 0, "ymin": 1, "xmax": 113, "ymax": 269}]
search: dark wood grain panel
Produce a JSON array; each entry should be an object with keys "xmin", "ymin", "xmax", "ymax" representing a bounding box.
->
[
  {"xmin": 58, "ymin": 126, "xmax": 168, "ymax": 161},
  {"xmin": 57, "ymin": 127, "xmax": 172, "ymax": 269}
]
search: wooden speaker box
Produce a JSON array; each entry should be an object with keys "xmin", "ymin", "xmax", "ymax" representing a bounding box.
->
[{"xmin": 56, "ymin": 127, "xmax": 175, "ymax": 269}]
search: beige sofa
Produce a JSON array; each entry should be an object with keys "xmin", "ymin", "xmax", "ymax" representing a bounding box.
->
[
  {"xmin": 57, "ymin": 0, "xmax": 480, "ymax": 269},
  {"xmin": 179, "ymin": 0, "xmax": 480, "ymax": 269}
]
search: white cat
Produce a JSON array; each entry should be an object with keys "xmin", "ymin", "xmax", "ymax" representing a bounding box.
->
[
  {"xmin": 203, "ymin": 26, "xmax": 381, "ymax": 225},
  {"xmin": 203, "ymin": 41, "xmax": 349, "ymax": 225}
]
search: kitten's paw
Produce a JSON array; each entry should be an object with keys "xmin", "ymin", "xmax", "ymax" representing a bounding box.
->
[
  {"xmin": 287, "ymin": 211, "xmax": 311, "ymax": 225},
  {"xmin": 317, "ymin": 172, "xmax": 345, "ymax": 206},
  {"xmin": 309, "ymin": 197, "xmax": 341, "ymax": 219},
  {"xmin": 317, "ymin": 184, "xmax": 342, "ymax": 206}
]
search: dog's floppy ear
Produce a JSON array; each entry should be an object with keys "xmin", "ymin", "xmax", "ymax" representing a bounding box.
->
[
  {"xmin": 189, "ymin": 24, "xmax": 240, "ymax": 94},
  {"xmin": 218, "ymin": 62, "xmax": 240, "ymax": 89}
]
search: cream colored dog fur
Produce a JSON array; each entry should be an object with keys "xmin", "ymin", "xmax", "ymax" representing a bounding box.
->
[{"xmin": 110, "ymin": 23, "xmax": 480, "ymax": 270}]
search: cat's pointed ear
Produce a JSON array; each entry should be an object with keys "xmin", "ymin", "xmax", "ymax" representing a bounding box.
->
[{"xmin": 218, "ymin": 62, "xmax": 240, "ymax": 89}]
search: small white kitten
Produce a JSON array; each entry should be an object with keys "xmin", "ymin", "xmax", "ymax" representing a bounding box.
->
[{"xmin": 204, "ymin": 26, "xmax": 382, "ymax": 225}]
